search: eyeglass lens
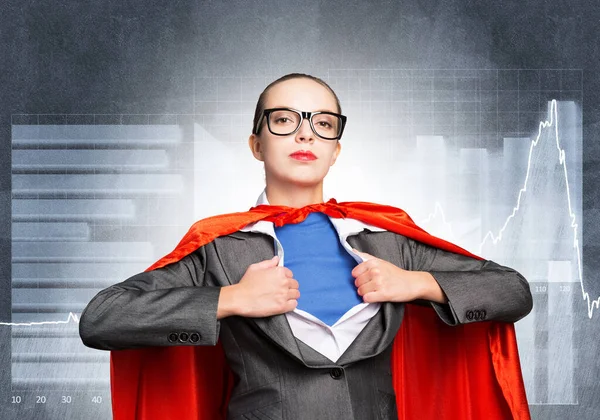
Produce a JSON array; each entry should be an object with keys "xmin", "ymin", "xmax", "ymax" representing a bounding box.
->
[{"xmin": 268, "ymin": 109, "xmax": 341, "ymax": 139}]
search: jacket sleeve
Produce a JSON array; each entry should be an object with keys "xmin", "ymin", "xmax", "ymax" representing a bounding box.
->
[
  {"xmin": 79, "ymin": 244, "xmax": 222, "ymax": 351},
  {"xmin": 403, "ymin": 236, "xmax": 533, "ymax": 326}
]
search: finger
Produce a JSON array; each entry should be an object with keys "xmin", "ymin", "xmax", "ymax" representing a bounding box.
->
[
  {"xmin": 275, "ymin": 266, "xmax": 292, "ymax": 278},
  {"xmin": 288, "ymin": 288, "xmax": 300, "ymax": 299},
  {"xmin": 362, "ymin": 291, "xmax": 381, "ymax": 303},
  {"xmin": 284, "ymin": 299, "xmax": 298, "ymax": 312},
  {"xmin": 356, "ymin": 281, "xmax": 377, "ymax": 297},
  {"xmin": 288, "ymin": 279, "xmax": 300, "ymax": 289},
  {"xmin": 355, "ymin": 267, "xmax": 383, "ymax": 289},
  {"xmin": 354, "ymin": 272, "xmax": 371, "ymax": 288},
  {"xmin": 351, "ymin": 259, "xmax": 374, "ymax": 278}
]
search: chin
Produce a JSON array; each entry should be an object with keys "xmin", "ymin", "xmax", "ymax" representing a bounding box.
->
[
  {"xmin": 266, "ymin": 165, "xmax": 330, "ymax": 188},
  {"xmin": 281, "ymin": 173, "xmax": 327, "ymax": 188}
]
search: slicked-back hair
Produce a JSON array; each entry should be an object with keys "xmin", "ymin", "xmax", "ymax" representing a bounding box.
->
[{"xmin": 251, "ymin": 73, "xmax": 342, "ymax": 135}]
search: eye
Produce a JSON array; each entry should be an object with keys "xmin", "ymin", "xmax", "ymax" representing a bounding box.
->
[
  {"xmin": 270, "ymin": 110, "xmax": 297, "ymax": 125},
  {"xmin": 313, "ymin": 114, "xmax": 337, "ymax": 131}
]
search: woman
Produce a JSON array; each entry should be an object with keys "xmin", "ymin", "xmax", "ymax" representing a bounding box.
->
[{"xmin": 79, "ymin": 73, "xmax": 533, "ymax": 420}]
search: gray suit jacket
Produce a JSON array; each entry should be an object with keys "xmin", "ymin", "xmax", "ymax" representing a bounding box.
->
[{"xmin": 79, "ymin": 228, "xmax": 533, "ymax": 420}]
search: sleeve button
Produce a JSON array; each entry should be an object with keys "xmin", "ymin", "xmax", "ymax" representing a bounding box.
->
[
  {"xmin": 190, "ymin": 332, "xmax": 200, "ymax": 343},
  {"xmin": 466, "ymin": 310, "xmax": 474, "ymax": 321},
  {"xmin": 179, "ymin": 332, "xmax": 190, "ymax": 342},
  {"xmin": 168, "ymin": 332, "xmax": 179, "ymax": 343}
]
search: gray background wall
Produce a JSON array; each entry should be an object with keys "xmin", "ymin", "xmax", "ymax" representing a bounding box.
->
[{"xmin": 1, "ymin": 1, "xmax": 599, "ymax": 419}]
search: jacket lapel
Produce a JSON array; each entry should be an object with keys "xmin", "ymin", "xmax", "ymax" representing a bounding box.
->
[
  {"xmin": 213, "ymin": 231, "xmax": 305, "ymax": 364},
  {"xmin": 336, "ymin": 302, "xmax": 404, "ymax": 365}
]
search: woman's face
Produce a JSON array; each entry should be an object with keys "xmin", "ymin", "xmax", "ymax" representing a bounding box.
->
[{"xmin": 248, "ymin": 78, "xmax": 342, "ymax": 190}]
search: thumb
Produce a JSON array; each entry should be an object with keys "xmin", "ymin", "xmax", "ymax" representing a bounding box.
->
[
  {"xmin": 255, "ymin": 255, "xmax": 280, "ymax": 268},
  {"xmin": 252, "ymin": 255, "xmax": 279, "ymax": 269},
  {"xmin": 352, "ymin": 248, "xmax": 373, "ymax": 261}
]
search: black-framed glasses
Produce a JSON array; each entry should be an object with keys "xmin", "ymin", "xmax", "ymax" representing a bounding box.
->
[{"xmin": 254, "ymin": 108, "xmax": 347, "ymax": 140}]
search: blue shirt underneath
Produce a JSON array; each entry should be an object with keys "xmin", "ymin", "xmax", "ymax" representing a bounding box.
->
[{"xmin": 274, "ymin": 212, "xmax": 362, "ymax": 326}]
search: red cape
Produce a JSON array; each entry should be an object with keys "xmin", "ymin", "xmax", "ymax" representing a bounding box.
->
[{"xmin": 110, "ymin": 199, "xmax": 531, "ymax": 419}]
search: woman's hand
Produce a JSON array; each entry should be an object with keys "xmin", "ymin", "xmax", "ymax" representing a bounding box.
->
[
  {"xmin": 351, "ymin": 249, "xmax": 448, "ymax": 304},
  {"xmin": 218, "ymin": 255, "xmax": 300, "ymax": 319}
]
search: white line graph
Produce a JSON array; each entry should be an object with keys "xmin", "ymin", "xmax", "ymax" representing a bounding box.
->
[
  {"xmin": 420, "ymin": 201, "xmax": 456, "ymax": 239},
  {"xmin": 420, "ymin": 99, "xmax": 597, "ymax": 318},
  {"xmin": 0, "ymin": 312, "xmax": 80, "ymax": 326}
]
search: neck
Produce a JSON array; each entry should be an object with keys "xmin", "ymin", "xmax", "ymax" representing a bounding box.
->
[{"xmin": 264, "ymin": 183, "xmax": 324, "ymax": 208}]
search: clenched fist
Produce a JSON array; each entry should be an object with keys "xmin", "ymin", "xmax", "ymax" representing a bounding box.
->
[
  {"xmin": 217, "ymin": 255, "xmax": 300, "ymax": 319},
  {"xmin": 351, "ymin": 249, "xmax": 447, "ymax": 304}
]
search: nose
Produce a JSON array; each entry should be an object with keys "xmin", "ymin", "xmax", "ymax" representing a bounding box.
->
[{"xmin": 295, "ymin": 118, "xmax": 314, "ymax": 143}]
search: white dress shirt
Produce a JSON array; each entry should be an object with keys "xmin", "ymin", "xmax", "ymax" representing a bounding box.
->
[{"xmin": 240, "ymin": 190, "xmax": 387, "ymax": 362}]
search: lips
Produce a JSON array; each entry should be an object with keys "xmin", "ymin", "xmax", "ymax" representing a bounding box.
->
[{"xmin": 289, "ymin": 150, "xmax": 317, "ymax": 161}]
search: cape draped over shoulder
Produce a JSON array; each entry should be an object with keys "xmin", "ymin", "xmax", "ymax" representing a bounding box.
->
[{"xmin": 109, "ymin": 199, "xmax": 531, "ymax": 420}]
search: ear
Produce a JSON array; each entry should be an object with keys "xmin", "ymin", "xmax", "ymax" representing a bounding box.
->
[
  {"xmin": 248, "ymin": 134, "xmax": 264, "ymax": 162},
  {"xmin": 329, "ymin": 140, "xmax": 341, "ymax": 166}
]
